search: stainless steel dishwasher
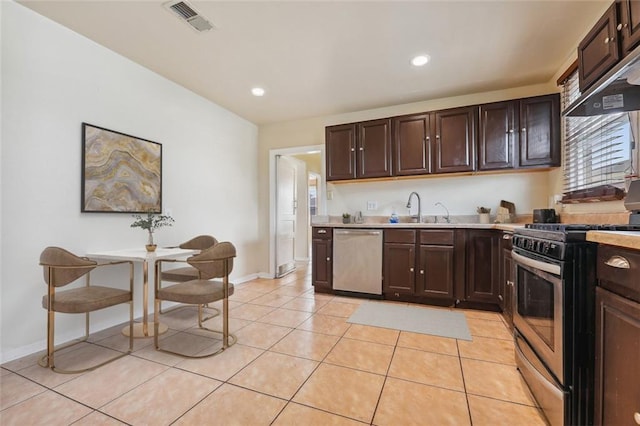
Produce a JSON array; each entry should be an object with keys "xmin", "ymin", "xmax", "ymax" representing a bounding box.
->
[{"xmin": 333, "ymin": 229, "xmax": 383, "ymax": 295}]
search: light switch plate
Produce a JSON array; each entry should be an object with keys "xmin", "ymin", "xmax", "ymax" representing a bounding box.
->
[{"xmin": 367, "ymin": 201, "xmax": 377, "ymax": 210}]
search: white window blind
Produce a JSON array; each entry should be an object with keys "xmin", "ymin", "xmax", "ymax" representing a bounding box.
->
[{"xmin": 562, "ymin": 70, "xmax": 633, "ymax": 201}]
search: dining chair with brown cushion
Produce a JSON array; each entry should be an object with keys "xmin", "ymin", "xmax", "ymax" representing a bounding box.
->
[
  {"xmin": 160, "ymin": 235, "xmax": 218, "ymax": 282},
  {"xmin": 154, "ymin": 241, "xmax": 237, "ymax": 358},
  {"xmin": 39, "ymin": 246, "xmax": 134, "ymax": 373}
]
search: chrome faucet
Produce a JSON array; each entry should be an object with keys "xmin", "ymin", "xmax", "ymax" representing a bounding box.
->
[
  {"xmin": 435, "ymin": 202, "xmax": 450, "ymax": 223},
  {"xmin": 406, "ymin": 192, "xmax": 422, "ymax": 223}
]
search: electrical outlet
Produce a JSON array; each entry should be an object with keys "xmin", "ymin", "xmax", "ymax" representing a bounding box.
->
[{"xmin": 367, "ymin": 201, "xmax": 378, "ymax": 210}]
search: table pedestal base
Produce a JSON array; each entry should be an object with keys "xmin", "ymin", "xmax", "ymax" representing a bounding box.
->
[{"xmin": 122, "ymin": 322, "xmax": 168, "ymax": 338}]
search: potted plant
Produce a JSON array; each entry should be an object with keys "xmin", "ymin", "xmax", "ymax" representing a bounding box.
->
[
  {"xmin": 477, "ymin": 206, "xmax": 491, "ymax": 224},
  {"xmin": 342, "ymin": 213, "xmax": 351, "ymax": 224},
  {"xmin": 131, "ymin": 211, "xmax": 174, "ymax": 252}
]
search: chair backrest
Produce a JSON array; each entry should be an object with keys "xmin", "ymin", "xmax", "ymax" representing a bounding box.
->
[
  {"xmin": 40, "ymin": 247, "xmax": 96, "ymax": 287},
  {"xmin": 179, "ymin": 235, "xmax": 218, "ymax": 250},
  {"xmin": 187, "ymin": 242, "xmax": 236, "ymax": 279}
]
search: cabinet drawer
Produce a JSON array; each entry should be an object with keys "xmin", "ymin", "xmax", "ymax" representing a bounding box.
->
[
  {"xmin": 312, "ymin": 227, "xmax": 332, "ymax": 240},
  {"xmin": 419, "ymin": 230, "xmax": 454, "ymax": 245},
  {"xmin": 597, "ymin": 244, "xmax": 640, "ymax": 302},
  {"xmin": 385, "ymin": 229, "xmax": 416, "ymax": 244}
]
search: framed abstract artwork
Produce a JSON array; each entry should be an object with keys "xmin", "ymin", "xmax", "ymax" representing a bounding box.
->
[{"xmin": 81, "ymin": 123, "xmax": 162, "ymax": 213}]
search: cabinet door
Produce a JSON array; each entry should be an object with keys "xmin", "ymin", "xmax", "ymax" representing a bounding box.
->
[
  {"xmin": 433, "ymin": 106, "xmax": 477, "ymax": 173},
  {"xmin": 478, "ymin": 100, "xmax": 517, "ymax": 170},
  {"xmin": 312, "ymin": 239, "xmax": 332, "ymax": 292},
  {"xmin": 594, "ymin": 287, "xmax": 640, "ymax": 426},
  {"xmin": 416, "ymin": 245, "xmax": 454, "ymax": 299},
  {"xmin": 465, "ymin": 230, "xmax": 500, "ymax": 304},
  {"xmin": 326, "ymin": 124, "xmax": 356, "ymax": 181},
  {"xmin": 620, "ymin": 0, "xmax": 640, "ymax": 54},
  {"xmin": 357, "ymin": 119, "xmax": 393, "ymax": 179},
  {"xmin": 578, "ymin": 2, "xmax": 620, "ymax": 92},
  {"xmin": 383, "ymin": 243, "xmax": 415, "ymax": 295},
  {"xmin": 519, "ymin": 94, "xmax": 560, "ymax": 167},
  {"xmin": 393, "ymin": 113, "xmax": 432, "ymax": 176}
]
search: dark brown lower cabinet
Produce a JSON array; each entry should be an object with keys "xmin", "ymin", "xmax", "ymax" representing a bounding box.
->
[
  {"xmin": 416, "ymin": 230, "xmax": 455, "ymax": 299},
  {"xmin": 465, "ymin": 230, "xmax": 500, "ymax": 304},
  {"xmin": 311, "ymin": 228, "xmax": 332, "ymax": 293},
  {"xmin": 383, "ymin": 242, "xmax": 415, "ymax": 295},
  {"xmin": 383, "ymin": 229, "xmax": 417, "ymax": 296},
  {"xmin": 594, "ymin": 286, "xmax": 640, "ymax": 426},
  {"xmin": 416, "ymin": 245, "xmax": 454, "ymax": 298}
]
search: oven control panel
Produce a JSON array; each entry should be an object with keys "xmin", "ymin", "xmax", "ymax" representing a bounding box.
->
[{"xmin": 512, "ymin": 235, "xmax": 564, "ymax": 260}]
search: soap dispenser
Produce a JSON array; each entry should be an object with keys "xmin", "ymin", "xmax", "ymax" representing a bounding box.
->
[{"xmin": 389, "ymin": 210, "xmax": 399, "ymax": 224}]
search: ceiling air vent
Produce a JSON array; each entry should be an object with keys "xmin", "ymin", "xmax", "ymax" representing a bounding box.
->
[{"xmin": 163, "ymin": 0, "xmax": 214, "ymax": 33}]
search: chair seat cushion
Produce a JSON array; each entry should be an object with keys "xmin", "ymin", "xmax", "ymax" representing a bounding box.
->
[
  {"xmin": 42, "ymin": 286, "xmax": 132, "ymax": 313},
  {"xmin": 157, "ymin": 280, "xmax": 234, "ymax": 305},
  {"xmin": 160, "ymin": 266, "xmax": 200, "ymax": 283}
]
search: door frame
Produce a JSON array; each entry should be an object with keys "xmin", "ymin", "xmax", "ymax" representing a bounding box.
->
[{"xmin": 269, "ymin": 145, "xmax": 325, "ymax": 278}]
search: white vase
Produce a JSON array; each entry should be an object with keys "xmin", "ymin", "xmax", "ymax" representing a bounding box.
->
[{"xmin": 479, "ymin": 213, "xmax": 491, "ymax": 224}]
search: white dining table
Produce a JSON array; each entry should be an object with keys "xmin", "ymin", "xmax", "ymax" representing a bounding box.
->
[{"xmin": 86, "ymin": 247, "xmax": 198, "ymax": 338}]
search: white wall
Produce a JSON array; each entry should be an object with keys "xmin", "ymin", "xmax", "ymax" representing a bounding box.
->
[
  {"xmin": 0, "ymin": 2, "xmax": 260, "ymax": 362},
  {"xmin": 327, "ymin": 171, "xmax": 551, "ymax": 220}
]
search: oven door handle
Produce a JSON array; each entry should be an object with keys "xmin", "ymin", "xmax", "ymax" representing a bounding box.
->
[{"xmin": 512, "ymin": 251, "xmax": 561, "ymax": 276}]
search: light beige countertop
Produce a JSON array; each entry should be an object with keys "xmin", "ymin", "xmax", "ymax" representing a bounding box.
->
[
  {"xmin": 313, "ymin": 222, "xmax": 524, "ymax": 232},
  {"xmin": 586, "ymin": 230, "xmax": 640, "ymax": 251}
]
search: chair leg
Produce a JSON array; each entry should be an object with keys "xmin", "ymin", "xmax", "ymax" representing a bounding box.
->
[{"xmin": 39, "ymin": 308, "xmax": 131, "ymax": 374}]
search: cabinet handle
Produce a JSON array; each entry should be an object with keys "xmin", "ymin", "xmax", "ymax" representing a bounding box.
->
[
  {"xmin": 604, "ymin": 37, "xmax": 610, "ymax": 44},
  {"xmin": 634, "ymin": 412, "xmax": 640, "ymax": 425},
  {"xmin": 503, "ymin": 234, "xmax": 512, "ymax": 240},
  {"xmin": 350, "ymin": 148, "xmax": 355, "ymax": 152},
  {"xmin": 521, "ymin": 128, "xmax": 527, "ymax": 132},
  {"xmin": 410, "ymin": 267, "xmax": 414, "ymax": 272},
  {"xmin": 326, "ymin": 257, "xmax": 330, "ymax": 262},
  {"xmin": 425, "ymin": 136, "xmax": 430, "ymax": 141},
  {"xmin": 617, "ymin": 23, "xmax": 623, "ymax": 31},
  {"xmin": 498, "ymin": 295, "xmax": 503, "ymax": 301},
  {"xmin": 436, "ymin": 135, "xmax": 440, "ymax": 139},
  {"xmin": 420, "ymin": 269, "xmax": 424, "ymax": 275},
  {"xmin": 508, "ymin": 129, "xmax": 514, "ymax": 134},
  {"xmin": 507, "ymin": 280, "xmax": 514, "ymax": 287},
  {"xmin": 605, "ymin": 255, "xmax": 630, "ymax": 269},
  {"xmin": 317, "ymin": 229, "xmax": 327, "ymax": 234}
]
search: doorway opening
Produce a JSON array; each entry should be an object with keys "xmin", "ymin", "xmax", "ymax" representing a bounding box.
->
[{"xmin": 270, "ymin": 145, "xmax": 325, "ymax": 278}]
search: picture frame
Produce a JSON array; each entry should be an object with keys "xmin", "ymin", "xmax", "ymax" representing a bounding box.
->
[{"xmin": 81, "ymin": 123, "xmax": 162, "ymax": 213}]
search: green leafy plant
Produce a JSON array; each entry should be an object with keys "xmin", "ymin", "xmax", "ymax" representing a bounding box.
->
[
  {"xmin": 131, "ymin": 211, "xmax": 174, "ymax": 247},
  {"xmin": 477, "ymin": 206, "xmax": 491, "ymax": 214},
  {"xmin": 342, "ymin": 213, "xmax": 351, "ymax": 219}
]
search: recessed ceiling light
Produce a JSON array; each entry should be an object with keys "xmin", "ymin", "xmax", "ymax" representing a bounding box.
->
[
  {"xmin": 411, "ymin": 55, "xmax": 430, "ymax": 67},
  {"xmin": 251, "ymin": 87, "xmax": 265, "ymax": 97}
]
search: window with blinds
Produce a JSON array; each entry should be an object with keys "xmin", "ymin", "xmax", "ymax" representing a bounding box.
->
[{"xmin": 561, "ymin": 70, "xmax": 634, "ymax": 202}]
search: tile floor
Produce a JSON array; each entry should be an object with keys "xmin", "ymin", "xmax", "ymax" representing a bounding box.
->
[{"xmin": 1, "ymin": 266, "xmax": 548, "ymax": 425}]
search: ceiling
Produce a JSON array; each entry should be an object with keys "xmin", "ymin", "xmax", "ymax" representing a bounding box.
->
[{"xmin": 19, "ymin": 0, "xmax": 608, "ymax": 125}]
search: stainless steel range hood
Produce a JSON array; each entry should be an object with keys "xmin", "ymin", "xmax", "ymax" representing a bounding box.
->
[{"xmin": 564, "ymin": 44, "xmax": 640, "ymax": 117}]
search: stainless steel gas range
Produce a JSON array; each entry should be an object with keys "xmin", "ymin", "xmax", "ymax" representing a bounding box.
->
[{"xmin": 512, "ymin": 223, "xmax": 640, "ymax": 426}]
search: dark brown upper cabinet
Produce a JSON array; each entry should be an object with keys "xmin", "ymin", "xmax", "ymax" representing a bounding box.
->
[
  {"xmin": 326, "ymin": 94, "xmax": 559, "ymax": 181},
  {"xmin": 619, "ymin": 0, "xmax": 640, "ymax": 54},
  {"xmin": 433, "ymin": 106, "xmax": 477, "ymax": 174},
  {"xmin": 326, "ymin": 123, "xmax": 356, "ymax": 181},
  {"xmin": 478, "ymin": 100, "xmax": 518, "ymax": 170},
  {"xmin": 356, "ymin": 119, "xmax": 393, "ymax": 179},
  {"xmin": 578, "ymin": 3, "xmax": 621, "ymax": 92},
  {"xmin": 392, "ymin": 113, "xmax": 432, "ymax": 176},
  {"xmin": 519, "ymin": 94, "xmax": 561, "ymax": 167},
  {"xmin": 326, "ymin": 119, "xmax": 392, "ymax": 181}
]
